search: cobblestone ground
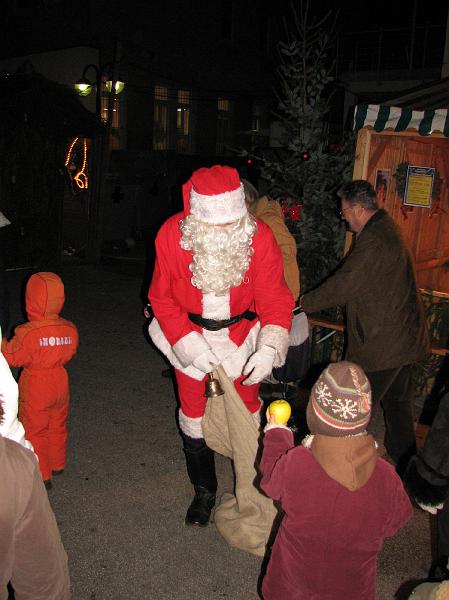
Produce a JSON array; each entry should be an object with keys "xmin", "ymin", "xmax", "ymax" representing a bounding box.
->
[{"xmin": 6, "ymin": 261, "xmax": 432, "ymax": 600}]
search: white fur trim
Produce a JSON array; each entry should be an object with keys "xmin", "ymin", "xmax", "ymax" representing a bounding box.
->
[
  {"xmin": 258, "ymin": 325, "xmax": 290, "ymax": 368},
  {"xmin": 264, "ymin": 423, "xmax": 290, "ymax": 433},
  {"xmin": 203, "ymin": 329, "xmax": 238, "ymax": 362},
  {"xmin": 148, "ymin": 314, "xmax": 262, "ymax": 382},
  {"xmin": 221, "ymin": 321, "xmax": 260, "ymax": 380},
  {"xmin": 202, "ymin": 292, "xmax": 230, "ymax": 320},
  {"xmin": 148, "ymin": 318, "xmax": 207, "ymax": 380},
  {"xmin": 201, "ymin": 291, "xmax": 238, "ymax": 362},
  {"xmin": 172, "ymin": 330, "xmax": 211, "ymax": 368},
  {"xmin": 200, "ymin": 291, "xmax": 259, "ymax": 376},
  {"xmin": 302, "ymin": 434, "xmax": 314, "ymax": 448},
  {"xmin": 190, "ymin": 183, "xmax": 247, "ymax": 224},
  {"xmin": 179, "ymin": 409, "xmax": 203, "ymax": 438}
]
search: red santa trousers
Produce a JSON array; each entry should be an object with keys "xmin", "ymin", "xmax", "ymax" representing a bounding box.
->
[{"xmin": 175, "ymin": 369, "xmax": 260, "ymax": 418}]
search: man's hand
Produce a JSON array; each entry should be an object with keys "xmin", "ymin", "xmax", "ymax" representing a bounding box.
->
[
  {"xmin": 192, "ymin": 349, "xmax": 220, "ymax": 374},
  {"xmin": 242, "ymin": 345, "xmax": 276, "ymax": 386}
]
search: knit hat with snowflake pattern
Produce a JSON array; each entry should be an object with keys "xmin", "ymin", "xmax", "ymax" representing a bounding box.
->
[{"xmin": 307, "ymin": 361, "xmax": 371, "ymax": 437}]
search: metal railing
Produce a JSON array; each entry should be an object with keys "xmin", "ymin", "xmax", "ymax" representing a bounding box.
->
[{"xmin": 308, "ymin": 288, "xmax": 449, "ymax": 401}]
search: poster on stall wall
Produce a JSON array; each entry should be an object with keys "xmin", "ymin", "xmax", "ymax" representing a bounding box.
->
[{"xmin": 404, "ymin": 166, "xmax": 435, "ymax": 207}]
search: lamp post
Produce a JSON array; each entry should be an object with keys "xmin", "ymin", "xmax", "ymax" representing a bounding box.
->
[
  {"xmin": 74, "ymin": 58, "xmax": 125, "ymax": 262},
  {"xmin": 74, "ymin": 63, "xmax": 125, "ymax": 123}
]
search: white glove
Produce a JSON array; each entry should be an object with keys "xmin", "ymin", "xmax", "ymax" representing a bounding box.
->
[
  {"xmin": 192, "ymin": 348, "xmax": 220, "ymax": 374},
  {"xmin": 416, "ymin": 501, "xmax": 444, "ymax": 515},
  {"xmin": 242, "ymin": 345, "xmax": 276, "ymax": 386}
]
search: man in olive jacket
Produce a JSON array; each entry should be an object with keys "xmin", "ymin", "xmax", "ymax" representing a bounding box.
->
[{"xmin": 301, "ymin": 180, "xmax": 428, "ymax": 473}]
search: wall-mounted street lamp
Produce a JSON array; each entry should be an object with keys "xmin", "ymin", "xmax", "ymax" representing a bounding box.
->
[
  {"xmin": 75, "ymin": 76, "xmax": 125, "ymax": 96},
  {"xmin": 74, "ymin": 78, "xmax": 92, "ymax": 96},
  {"xmin": 73, "ymin": 57, "xmax": 125, "ymax": 263},
  {"xmin": 74, "ymin": 63, "xmax": 125, "ymax": 118},
  {"xmin": 105, "ymin": 79, "xmax": 125, "ymax": 95}
]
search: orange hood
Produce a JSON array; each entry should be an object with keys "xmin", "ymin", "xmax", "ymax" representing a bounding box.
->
[{"xmin": 26, "ymin": 272, "xmax": 65, "ymax": 321}]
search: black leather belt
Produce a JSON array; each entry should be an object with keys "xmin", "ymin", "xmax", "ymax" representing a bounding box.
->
[{"xmin": 188, "ymin": 309, "xmax": 257, "ymax": 331}]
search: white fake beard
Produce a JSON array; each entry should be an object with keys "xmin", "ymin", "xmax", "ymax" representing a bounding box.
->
[{"xmin": 180, "ymin": 214, "xmax": 257, "ymax": 295}]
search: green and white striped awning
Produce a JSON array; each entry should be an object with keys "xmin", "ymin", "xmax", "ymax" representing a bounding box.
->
[{"xmin": 353, "ymin": 103, "xmax": 449, "ymax": 137}]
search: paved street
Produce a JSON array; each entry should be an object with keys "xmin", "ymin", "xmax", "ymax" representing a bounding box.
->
[{"xmin": 6, "ymin": 261, "xmax": 433, "ymax": 600}]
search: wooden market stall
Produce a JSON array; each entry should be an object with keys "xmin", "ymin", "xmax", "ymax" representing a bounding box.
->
[
  {"xmin": 309, "ymin": 103, "xmax": 449, "ymax": 400},
  {"xmin": 352, "ymin": 103, "xmax": 449, "ymax": 293}
]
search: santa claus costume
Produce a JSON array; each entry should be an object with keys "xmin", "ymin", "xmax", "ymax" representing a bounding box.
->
[{"xmin": 148, "ymin": 165, "xmax": 294, "ymax": 526}]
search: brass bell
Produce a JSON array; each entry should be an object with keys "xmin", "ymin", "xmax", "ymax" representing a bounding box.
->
[{"xmin": 204, "ymin": 372, "xmax": 224, "ymax": 398}]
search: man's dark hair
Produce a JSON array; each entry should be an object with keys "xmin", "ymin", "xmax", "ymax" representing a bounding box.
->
[{"xmin": 337, "ymin": 180, "xmax": 378, "ymax": 210}]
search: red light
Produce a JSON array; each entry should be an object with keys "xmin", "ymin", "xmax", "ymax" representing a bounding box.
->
[
  {"xmin": 302, "ymin": 152, "xmax": 310, "ymax": 161},
  {"xmin": 247, "ymin": 158, "xmax": 253, "ymax": 164}
]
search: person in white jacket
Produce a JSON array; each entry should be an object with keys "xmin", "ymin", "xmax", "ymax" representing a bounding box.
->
[{"xmin": 0, "ymin": 327, "xmax": 33, "ymax": 451}]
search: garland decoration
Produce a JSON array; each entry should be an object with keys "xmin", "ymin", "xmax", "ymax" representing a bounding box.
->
[{"xmin": 65, "ymin": 137, "xmax": 89, "ymax": 192}]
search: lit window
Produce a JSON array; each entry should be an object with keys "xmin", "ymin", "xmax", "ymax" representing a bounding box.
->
[
  {"xmin": 155, "ymin": 85, "xmax": 168, "ymax": 101},
  {"xmin": 217, "ymin": 97, "xmax": 232, "ymax": 155},
  {"xmin": 100, "ymin": 95, "xmax": 121, "ymax": 149},
  {"xmin": 100, "ymin": 96, "xmax": 120, "ymax": 129},
  {"xmin": 154, "ymin": 85, "xmax": 169, "ymax": 150},
  {"xmin": 178, "ymin": 90, "xmax": 190, "ymax": 105},
  {"xmin": 218, "ymin": 98, "xmax": 230, "ymax": 112},
  {"xmin": 176, "ymin": 90, "xmax": 191, "ymax": 153},
  {"xmin": 99, "ymin": 77, "xmax": 122, "ymax": 148}
]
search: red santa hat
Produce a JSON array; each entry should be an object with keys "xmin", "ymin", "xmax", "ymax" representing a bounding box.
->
[{"xmin": 182, "ymin": 165, "xmax": 247, "ymax": 225}]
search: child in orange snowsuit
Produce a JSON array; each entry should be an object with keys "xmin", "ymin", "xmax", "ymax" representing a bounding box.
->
[{"xmin": 2, "ymin": 272, "xmax": 78, "ymax": 487}]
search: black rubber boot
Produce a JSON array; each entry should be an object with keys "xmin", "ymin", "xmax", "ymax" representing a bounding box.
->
[
  {"xmin": 182, "ymin": 434, "xmax": 217, "ymax": 526},
  {"xmin": 185, "ymin": 486, "xmax": 217, "ymax": 527}
]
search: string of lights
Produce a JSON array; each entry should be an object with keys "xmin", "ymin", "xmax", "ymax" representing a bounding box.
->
[{"xmin": 64, "ymin": 137, "xmax": 89, "ymax": 190}]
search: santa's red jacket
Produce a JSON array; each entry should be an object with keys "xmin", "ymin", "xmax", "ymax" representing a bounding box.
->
[{"xmin": 148, "ymin": 213, "xmax": 294, "ymax": 383}]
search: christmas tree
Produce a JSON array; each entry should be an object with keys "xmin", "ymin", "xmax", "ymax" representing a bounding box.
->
[{"xmin": 259, "ymin": 1, "xmax": 354, "ymax": 291}]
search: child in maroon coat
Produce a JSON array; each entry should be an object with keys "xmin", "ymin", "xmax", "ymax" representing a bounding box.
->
[{"xmin": 259, "ymin": 361, "xmax": 413, "ymax": 600}]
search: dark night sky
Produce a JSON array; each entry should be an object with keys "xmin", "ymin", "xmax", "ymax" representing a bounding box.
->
[
  {"xmin": 271, "ymin": 0, "xmax": 449, "ymax": 32},
  {"xmin": 2, "ymin": 1, "xmax": 447, "ymax": 64},
  {"xmin": 327, "ymin": 1, "xmax": 448, "ymax": 31}
]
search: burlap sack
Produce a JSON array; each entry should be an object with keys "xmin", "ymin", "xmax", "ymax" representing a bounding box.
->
[{"xmin": 202, "ymin": 365, "xmax": 278, "ymax": 557}]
